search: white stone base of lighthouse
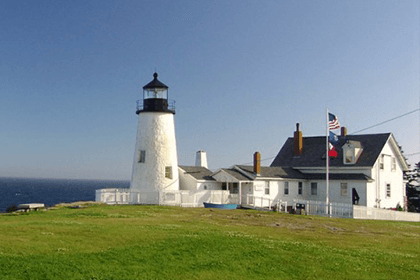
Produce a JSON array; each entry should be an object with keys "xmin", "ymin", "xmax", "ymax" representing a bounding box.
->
[
  {"xmin": 130, "ymin": 112, "xmax": 179, "ymax": 200},
  {"xmin": 130, "ymin": 112, "xmax": 179, "ymax": 204}
]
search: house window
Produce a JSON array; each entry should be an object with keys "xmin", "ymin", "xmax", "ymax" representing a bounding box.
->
[
  {"xmin": 232, "ymin": 183, "xmax": 239, "ymax": 194},
  {"xmin": 379, "ymin": 155, "xmax": 384, "ymax": 170},
  {"xmin": 284, "ymin": 182, "xmax": 289, "ymax": 195},
  {"xmin": 298, "ymin": 182, "xmax": 303, "ymax": 195},
  {"xmin": 221, "ymin": 183, "xmax": 227, "ymax": 190},
  {"xmin": 138, "ymin": 150, "xmax": 146, "ymax": 163},
  {"xmin": 265, "ymin": 183, "xmax": 270, "ymax": 195},
  {"xmin": 203, "ymin": 185, "xmax": 207, "ymax": 190},
  {"xmin": 311, "ymin": 183, "xmax": 317, "ymax": 196},
  {"xmin": 386, "ymin": 184, "xmax": 391, "ymax": 198},
  {"xmin": 341, "ymin": 183, "xmax": 348, "ymax": 196},
  {"xmin": 345, "ymin": 149, "xmax": 353, "ymax": 163},
  {"xmin": 165, "ymin": 166, "xmax": 172, "ymax": 179},
  {"xmin": 391, "ymin": 157, "xmax": 396, "ymax": 171}
]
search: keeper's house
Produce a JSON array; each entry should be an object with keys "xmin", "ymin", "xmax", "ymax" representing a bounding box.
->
[
  {"xmin": 264, "ymin": 124, "xmax": 409, "ymax": 209},
  {"xmin": 178, "ymin": 124, "xmax": 409, "ymax": 210}
]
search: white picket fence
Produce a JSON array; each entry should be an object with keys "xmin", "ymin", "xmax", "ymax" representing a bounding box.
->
[
  {"xmin": 242, "ymin": 195, "xmax": 420, "ymax": 221},
  {"xmin": 353, "ymin": 205, "xmax": 420, "ymax": 222},
  {"xmin": 160, "ymin": 190, "xmax": 231, "ymax": 207},
  {"xmin": 95, "ymin": 188, "xmax": 159, "ymax": 205},
  {"xmin": 241, "ymin": 195, "xmax": 288, "ymax": 212},
  {"xmin": 95, "ymin": 188, "xmax": 232, "ymax": 207},
  {"xmin": 95, "ymin": 190, "xmax": 420, "ymax": 221},
  {"xmin": 291, "ymin": 199, "xmax": 353, "ymax": 218},
  {"xmin": 241, "ymin": 195, "xmax": 352, "ymax": 218}
]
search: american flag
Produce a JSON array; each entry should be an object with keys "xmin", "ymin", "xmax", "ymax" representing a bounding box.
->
[{"xmin": 328, "ymin": 113, "xmax": 340, "ymax": 130}]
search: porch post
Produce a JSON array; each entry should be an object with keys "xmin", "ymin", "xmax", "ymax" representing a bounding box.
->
[{"xmin": 239, "ymin": 181, "xmax": 242, "ymax": 206}]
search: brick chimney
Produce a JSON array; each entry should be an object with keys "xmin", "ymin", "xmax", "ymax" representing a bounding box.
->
[
  {"xmin": 341, "ymin": 127, "xmax": 347, "ymax": 137},
  {"xmin": 294, "ymin": 123, "xmax": 303, "ymax": 156},
  {"xmin": 253, "ymin": 152, "xmax": 261, "ymax": 175}
]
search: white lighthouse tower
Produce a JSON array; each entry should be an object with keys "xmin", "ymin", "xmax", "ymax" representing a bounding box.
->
[{"xmin": 130, "ymin": 73, "xmax": 179, "ymax": 203}]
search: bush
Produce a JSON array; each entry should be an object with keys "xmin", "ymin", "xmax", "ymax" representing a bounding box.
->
[{"xmin": 6, "ymin": 204, "xmax": 18, "ymax": 213}]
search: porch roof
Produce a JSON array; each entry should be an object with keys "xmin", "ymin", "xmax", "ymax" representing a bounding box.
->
[
  {"xmin": 303, "ymin": 173, "xmax": 372, "ymax": 181},
  {"xmin": 214, "ymin": 168, "xmax": 252, "ymax": 181},
  {"xmin": 236, "ymin": 165, "xmax": 371, "ymax": 181},
  {"xmin": 178, "ymin": 166, "xmax": 215, "ymax": 181},
  {"xmin": 236, "ymin": 165, "xmax": 307, "ymax": 179}
]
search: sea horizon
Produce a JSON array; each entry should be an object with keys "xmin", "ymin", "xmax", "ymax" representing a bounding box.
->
[{"xmin": 0, "ymin": 177, "xmax": 130, "ymax": 212}]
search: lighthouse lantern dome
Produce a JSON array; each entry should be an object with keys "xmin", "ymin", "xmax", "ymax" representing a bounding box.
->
[
  {"xmin": 137, "ymin": 72, "xmax": 175, "ymax": 114},
  {"xmin": 143, "ymin": 72, "xmax": 168, "ymax": 100}
]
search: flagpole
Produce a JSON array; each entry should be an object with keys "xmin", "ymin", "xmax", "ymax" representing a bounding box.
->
[{"xmin": 326, "ymin": 108, "xmax": 330, "ymax": 217}]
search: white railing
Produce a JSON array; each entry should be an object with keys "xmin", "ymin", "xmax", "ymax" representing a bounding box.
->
[
  {"xmin": 293, "ymin": 199, "xmax": 353, "ymax": 218},
  {"xmin": 160, "ymin": 190, "xmax": 231, "ymax": 207},
  {"xmin": 241, "ymin": 195, "xmax": 288, "ymax": 213},
  {"xmin": 353, "ymin": 205, "xmax": 420, "ymax": 222},
  {"xmin": 96, "ymin": 189, "xmax": 420, "ymax": 222},
  {"xmin": 95, "ymin": 188, "xmax": 159, "ymax": 205},
  {"xmin": 95, "ymin": 189, "xmax": 232, "ymax": 207},
  {"xmin": 240, "ymin": 196, "xmax": 352, "ymax": 217}
]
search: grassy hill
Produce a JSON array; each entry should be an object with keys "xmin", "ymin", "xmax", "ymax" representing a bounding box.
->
[{"xmin": 0, "ymin": 203, "xmax": 419, "ymax": 279}]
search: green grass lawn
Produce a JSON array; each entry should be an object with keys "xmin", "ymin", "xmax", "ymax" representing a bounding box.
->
[{"xmin": 0, "ymin": 203, "xmax": 419, "ymax": 279}]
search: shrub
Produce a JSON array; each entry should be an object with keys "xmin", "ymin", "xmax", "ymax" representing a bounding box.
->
[{"xmin": 6, "ymin": 204, "xmax": 18, "ymax": 213}]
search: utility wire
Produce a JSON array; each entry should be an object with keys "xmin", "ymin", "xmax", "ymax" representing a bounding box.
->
[
  {"xmin": 237, "ymin": 108, "xmax": 420, "ymax": 166},
  {"xmin": 350, "ymin": 108, "xmax": 420, "ymax": 135},
  {"xmin": 239, "ymin": 156, "xmax": 275, "ymax": 166}
]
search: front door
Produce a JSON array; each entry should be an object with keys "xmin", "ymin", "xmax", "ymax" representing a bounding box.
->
[{"xmin": 241, "ymin": 182, "xmax": 253, "ymax": 205}]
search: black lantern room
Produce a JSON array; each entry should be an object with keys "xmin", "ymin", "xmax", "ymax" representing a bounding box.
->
[{"xmin": 136, "ymin": 73, "xmax": 175, "ymax": 114}]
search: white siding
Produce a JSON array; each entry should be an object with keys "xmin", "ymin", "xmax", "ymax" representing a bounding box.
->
[
  {"xmin": 179, "ymin": 168, "xmax": 221, "ymax": 191},
  {"xmin": 375, "ymin": 142, "xmax": 405, "ymax": 209},
  {"xmin": 178, "ymin": 168, "xmax": 198, "ymax": 190},
  {"xmin": 196, "ymin": 181, "xmax": 221, "ymax": 191},
  {"xmin": 328, "ymin": 181, "xmax": 366, "ymax": 205}
]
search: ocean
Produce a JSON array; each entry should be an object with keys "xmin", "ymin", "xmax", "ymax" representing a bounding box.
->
[{"xmin": 0, "ymin": 177, "xmax": 130, "ymax": 212}]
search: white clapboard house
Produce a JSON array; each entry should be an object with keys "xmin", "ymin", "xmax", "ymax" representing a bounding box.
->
[
  {"xmin": 178, "ymin": 124, "xmax": 409, "ymax": 211},
  {"xmin": 197, "ymin": 125, "xmax": 409, "ymax": 211}
]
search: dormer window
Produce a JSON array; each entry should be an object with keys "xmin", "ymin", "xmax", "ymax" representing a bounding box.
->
[
  {"xmin": 345, "ymin": 149, "xmax": 354, "ymax": 163},
  {"xmin": 343, "ymin": 141, "xmax": 363, "ymax": 165}
]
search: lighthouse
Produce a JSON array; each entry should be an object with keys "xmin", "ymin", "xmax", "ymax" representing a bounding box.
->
[{"xmin": 130, "ymin": 73, "xmax": 179, "ymax": 203}]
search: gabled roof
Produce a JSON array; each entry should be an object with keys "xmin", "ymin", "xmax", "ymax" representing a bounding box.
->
[
  {"xmin": 178, "ymin": 166, "xmax": 215, "ymax": 181},
  {"xmin": 214, "ymin": 168, "xmax": 252, "ymax": 181},
  {"xmin": 236, "ymin": 165, "xmax": 307, "ymax": 179},
  {"xmin": 270, "ymin": 133, "xmax": 393, "ymax": 168}
]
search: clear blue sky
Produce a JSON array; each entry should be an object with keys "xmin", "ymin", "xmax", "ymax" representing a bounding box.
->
[{"xmin": 1, "ymin": 0, "xmax": 419, "ymax": 180}]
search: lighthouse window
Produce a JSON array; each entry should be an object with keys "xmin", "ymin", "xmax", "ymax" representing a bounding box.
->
[
  {"xmin": 165, "ymin": 166, "xmax": 173, "ymax": 179},
  {"xmin": 138, "ymin": 150, "xmax": 146, "ymax": 163}
]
